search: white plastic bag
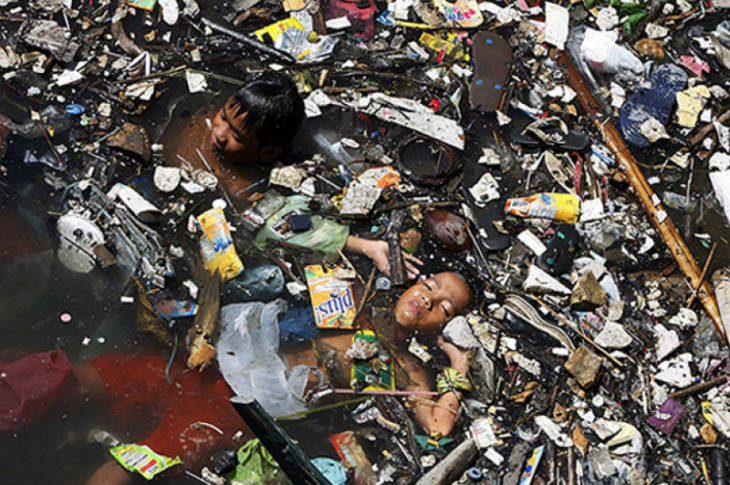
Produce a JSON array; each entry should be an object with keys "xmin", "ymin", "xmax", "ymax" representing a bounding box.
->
[
  {"xmin": 580, "ymin": 29, "xmax": 643, "ymax": 79},
  {"xmin": 217, "ymin": 300, "xmax": 307, "ymax": 418}
]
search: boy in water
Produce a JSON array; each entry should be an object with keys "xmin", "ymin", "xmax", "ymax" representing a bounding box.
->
[
  {"xmin": 177, "ymin": 70, "xmax": 422, "ymax": 278},
  {"xmin": 166, "ymin": 70, "xmax": 306, "ymax": 199}
]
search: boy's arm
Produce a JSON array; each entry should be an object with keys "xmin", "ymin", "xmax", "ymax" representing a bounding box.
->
[
  {"xmin": 344, "ymin": 236, "xmax": 422, "ymax": 280},
  {"xmin": 396, "ymin": 339, "xmax": 470, "ymax": 437},
  {"xmin": 85, "ymin": 461, "xmax": 133, "ymax": 485}
]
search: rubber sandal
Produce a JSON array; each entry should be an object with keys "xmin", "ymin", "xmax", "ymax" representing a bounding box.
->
[
  {"xmin": 537, "ymin": 224, "xmax": 581, "ymax": 276},
  {"xmin": 618, "ymin": 64, "xmax": 687, "ymax": 148},
  {"xmin": 469, "ymin": 31, "xmax": 512, "ymax": 113},
  {"xmin": 511, "ymin": 117, "xmax": 591, "ymax": 152}
]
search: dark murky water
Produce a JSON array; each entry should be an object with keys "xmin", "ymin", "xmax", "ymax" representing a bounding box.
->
[{"xmin": 2, "ymin": 7, "xmax": 730, "ymax": 485}]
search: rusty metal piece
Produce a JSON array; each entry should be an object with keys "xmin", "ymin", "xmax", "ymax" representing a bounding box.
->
[
  {"xmin": 423, "ymin": 210, "xmax": 471, "ymax": 253},
  {"xmin": 555, "ymin": 49, "xmax": 726, "ymax": 344},
  {"xmin": 386, "ymin": 210, "xmax": 407, "ymax": 286},
  {"xmin": 106, "ymin": 122, "xmax": 152, "ymax": 163}
]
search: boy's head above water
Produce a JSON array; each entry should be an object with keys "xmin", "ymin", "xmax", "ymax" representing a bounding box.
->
[
  {"xmin": 394, "ymin": 272, "xmax": 472, "ymax": 334},
  {"xmin": 210, "ymin": 71, "xmax": 304, "ymax": 165}
]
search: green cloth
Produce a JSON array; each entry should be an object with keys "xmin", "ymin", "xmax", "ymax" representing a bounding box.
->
[
  {"xmin": 254, "ymin": 196, "xmax": 350, "ymax": 255},
  {"xmin": 227, "ymin": 439, "xmax": 291, "ymax": 485}
]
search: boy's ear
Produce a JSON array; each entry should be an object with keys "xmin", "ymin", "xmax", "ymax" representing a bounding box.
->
[{"xmin": 259, "ymin": 145, "xmax": 283, "ymax": 162}]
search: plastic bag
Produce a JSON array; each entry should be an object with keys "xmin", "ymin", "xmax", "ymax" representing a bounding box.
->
[
  {"xmin": 227, "ymin": 438, "xmax": 291, "ymax": 485},
  {"xmin": 0, "ymin": 349, "xmax": 72, "ymax": 432},
  {"xmin": 217, "ymin": 300, "xmax": 307, "ymax": 418},
  {"xmin": 580, "ymin": 29, "xmax": 643, "ymax": 79}
]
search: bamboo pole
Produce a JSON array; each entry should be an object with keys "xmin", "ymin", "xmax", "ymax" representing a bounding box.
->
[{"xmin": 554, "ymin": 50, "xmax": 726, "ymax": 345}]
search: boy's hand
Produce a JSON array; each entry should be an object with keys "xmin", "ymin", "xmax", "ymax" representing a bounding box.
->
[
  {"xmin": 345, "ymin": 236, "xmax": 423, "ymax": 280},
  {"xmin": 437, "ymin": 335, "xmax": 470, "ymax": 373}
]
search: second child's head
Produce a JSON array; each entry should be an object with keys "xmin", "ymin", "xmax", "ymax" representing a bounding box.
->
[{"xmin": 210, "ymin": 71, "xmax": 305, "ymax": 165}]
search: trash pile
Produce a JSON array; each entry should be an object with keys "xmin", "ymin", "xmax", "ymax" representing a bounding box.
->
[{"xmin": 2, "ymin": 0, "xmax": 730, "ymax": 484}]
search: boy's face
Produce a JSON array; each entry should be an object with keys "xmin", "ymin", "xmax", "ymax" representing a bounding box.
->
[{"xmin": 210, "ymin": 99, "xmax": 267, "ymax": 164}]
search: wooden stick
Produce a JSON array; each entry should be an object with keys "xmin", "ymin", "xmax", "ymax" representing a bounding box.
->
[
  {"xmin": 353, "ymin": 268, "xmax": 377, "ymax": 327},
  {"xmin": 668, "ymin": 375, "xmax": 728, "ymax": 400},
  {"xmin": 690, "ymin": 108, "xmax": 730, "ymax": 146},
  {"xmin": 555, "ymin": 49, "xmax": 726, "ymax": 345},
  {"xmin": 687, "ymin": 242, "xmax": 718, "ymax": 309}
]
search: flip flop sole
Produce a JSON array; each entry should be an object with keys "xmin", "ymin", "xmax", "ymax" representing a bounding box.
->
[
  {"xmin": 619, "ymin": 64, "xmax": 687, "ymax": 147},
  {"xmin": 469, "ymin": 32, "xmax": 512, "ymax": 113}
]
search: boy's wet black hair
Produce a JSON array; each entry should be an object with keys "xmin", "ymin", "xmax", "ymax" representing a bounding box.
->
[
  {"xmin": 229, "ymin": 71, "xmax": 305, "ymax": 149},
  {"xmin": 417, "ymin": 238, "xmax": 482, "ymax": 302}
]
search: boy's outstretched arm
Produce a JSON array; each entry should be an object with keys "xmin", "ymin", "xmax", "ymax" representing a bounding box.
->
[{"xmin": 85, "ymin": 461, "xmax": 133, "ymax": 485}]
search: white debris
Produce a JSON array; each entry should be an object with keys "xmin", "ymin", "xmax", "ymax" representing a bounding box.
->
[
  {"xmin": 645, "ymin": 23, "xmax": 669, "ymax": 39},
  {"xmin": 55, "ymin": 69, "xmax": 84, "ymax": 86},
  {"xmin": 185, "ymin": 70, "xmax": 208, "ymax": 93},
  {"xmin": 159, "ymin": 0, "xmax": 180, "ymax": 25},
  {"xmin": 544, "ymin": 3, "xmax": 570, "ymax": 50},
  {"xmin": 408, "ymin": 338, "xmax": 433, "ymax": 363},
  {"xmin": 668, "ymin": 308, "xmax": 698, "ymax": 329},
  {"xmin": 596, "ymin": 7, "xmax": 619, "ymax": 31},
  {"xmin": 353, "ymin": 93, "xmax": 465, "ymax": 149},
  {"xmin": 654, "ymin": 324, "xmax": 681, "ymax": 361},
  {"xmin": 535, "ymin": 415, "xmax": 572, "ymax": 447},
  {"xmin": 523, "ymin": 265, "xmax": 571, "ymax": 295},
  {"xmin": 655, "ymin": 354, "xmax": 695, "ymax": 388},
  {"xmin": 591, "ymin": 418, "xmax": 622, "ymax": 440},
  {"xmin": 484, "ymin": 447, "xmax": 504, "ymax": 466},
  {"xmin": 469, "ymin": 172, "xmax": 501, "ymax": 207},
  {"xmin": 517, "ymin": 230, "xmax": 547, "ymax": 256},
  {"xmin": 639, "ymin": 117, "xmax": 670, "ymax": 143},
  {"xmin": 154, "ymin": 166, "xmax": 181, "ymax": 193},
  {"xmin": 443, "ymin": 316, "xmax": 480, "ymax": 349},
  {"xmin": 477, "ymin": 148, "xmax": 501, "ymax": 166},
  {"xmin": 594, "ymin": 321, "xmax": 632, "ymax": 349}
]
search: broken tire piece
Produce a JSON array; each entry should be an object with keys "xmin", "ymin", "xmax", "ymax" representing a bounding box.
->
[{"xmin": 397, "ymin": 135, "xmax": 461, "ymax": 186}]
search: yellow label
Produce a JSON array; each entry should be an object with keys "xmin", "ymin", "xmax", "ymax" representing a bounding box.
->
[
  {"xmin": 702, "ymin": 401, "xmax": 714, "ymax": 424},
  {"xmin": 254, "ymin": 18, "xmax": 304, "ymax": 42}
]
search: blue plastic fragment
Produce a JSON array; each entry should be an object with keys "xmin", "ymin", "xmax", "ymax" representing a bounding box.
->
[{"xmin": 65, "ymin": 104, "xmax": 85, "ymax": 116}]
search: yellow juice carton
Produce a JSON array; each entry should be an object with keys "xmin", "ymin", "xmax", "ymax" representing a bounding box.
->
[
  {"xmin": 305, "ymin": 265, "xmax": 356, "ymax": 329},
  {"xmin": 198, "ymin": 208, "xmax": 244, "ymax": 281},
  {"xmin": 505, "ymin": 193, "xmax": 581, "ymax": 224}
]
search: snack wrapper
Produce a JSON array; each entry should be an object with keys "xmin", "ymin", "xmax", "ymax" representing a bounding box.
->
[
  {"xmin": 305, "ymin": 265, "xmax": 355, "ymax": 329},
  {"xmin": 110, "ymin": 444, "xmax": 182, "ymax": 480}
]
